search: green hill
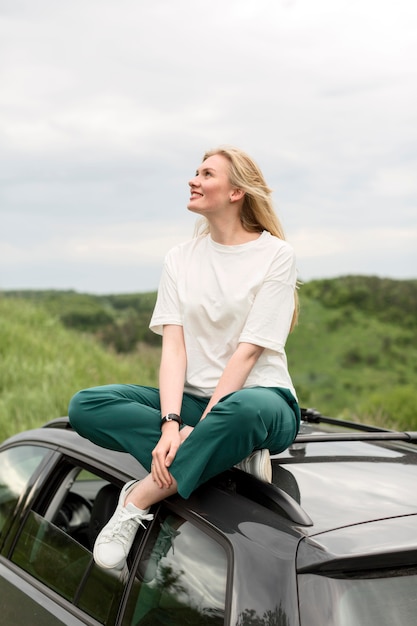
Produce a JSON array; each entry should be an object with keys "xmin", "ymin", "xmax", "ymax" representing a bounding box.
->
[
  {"xmin": 287, "ymin": 297, "xmax": 416, "ymax": 428},
  {"xmin": 287, "ymin": 276, "xmax": 417, "ymax": 428},
  {"xmin": 1, "ymin": 276, "xmax": 417, "ymax": 439},
  {"xmin": 0, "ymin": 297, "xmax": 160, "ymax": 441},
  {"xmin": 2, "ymin": 289, "xmax": 160, "ymax": 352}
]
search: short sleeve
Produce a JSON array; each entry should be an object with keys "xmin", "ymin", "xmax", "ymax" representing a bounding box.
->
[
  {"xmin": 149, "ymin": 252, "xmax": 183, "ymax": 336},
  {"xmin": 239, "ymin": 242, "xmax": 297, "ymax": 352}
]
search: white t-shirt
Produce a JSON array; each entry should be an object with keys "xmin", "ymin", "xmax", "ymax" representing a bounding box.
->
[{"xmin": 149, "ymin": 230, "xmax": 297, "ymax": 399}]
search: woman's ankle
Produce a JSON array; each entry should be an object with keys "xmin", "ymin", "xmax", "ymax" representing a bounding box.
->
[{"xmin": 124, "ymin": 475, "xmax": 178, "ymax": 510}]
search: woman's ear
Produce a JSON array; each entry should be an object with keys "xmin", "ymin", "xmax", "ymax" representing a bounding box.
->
[{"xmin": 230, "ymin": 188, "xmax": 245, "ymax": 203}]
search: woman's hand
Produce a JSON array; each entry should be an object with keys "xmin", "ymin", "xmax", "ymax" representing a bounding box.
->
[{"xmin": 151, "ymin": 423, "xmax": 181, "ymax": 489}]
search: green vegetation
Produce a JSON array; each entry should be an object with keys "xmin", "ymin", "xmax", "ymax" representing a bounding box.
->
[
  {"xmin": 3, "ymin": 289, "xmax": 160, "ymax": 352},
  {"xmin": 287, "ymin": 299, "xmax": 417, "ymax": 428},
  {"xmin": 1, "ymin": 275, "xmax": 416, "ymax": 440},
  {"xmin": 0, "ymin": 297, "xmax": 160, "ymax": 441}
]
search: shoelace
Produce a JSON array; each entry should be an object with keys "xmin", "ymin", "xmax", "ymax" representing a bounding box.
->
[{"xmin": 105, "ymin": 508, "xmax": 153, "ymax": 543}]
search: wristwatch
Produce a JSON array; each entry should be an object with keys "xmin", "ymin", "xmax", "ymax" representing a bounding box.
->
[{"xmin": 160, "ymin": 413, "xmax": 183, "ymax": 428}]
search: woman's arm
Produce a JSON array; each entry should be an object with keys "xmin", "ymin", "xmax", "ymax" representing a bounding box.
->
[
  {"xmin": 159, "ymin": 324, "xmax": 187, "ymax": 418},
  {"xmin": 152, "ymin": 324, "xmax": 187, "ymax": 488},
  {"xmin": 200, "ymin": 342, "xmax": 264, "ymax": 420}
]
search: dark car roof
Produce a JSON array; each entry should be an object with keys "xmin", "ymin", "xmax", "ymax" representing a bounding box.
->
[
  {"xmin": 3, "ymin": 414, "xmax": 417, "ymax": 542},
  {"xmin": 274, "ymin": 433, "xmax": 417, "ymax": 535}
]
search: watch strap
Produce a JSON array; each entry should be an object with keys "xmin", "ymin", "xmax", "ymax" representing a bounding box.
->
[{"xmin": 160, "ymin": 413, "xmax": 183, "ymax": 428}]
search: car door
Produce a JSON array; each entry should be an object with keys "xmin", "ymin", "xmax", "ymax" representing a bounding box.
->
[
  {"xmin": 121, "ymin": 505, "xmax": 230, "ymax": 626},
  {"xmin": 0, "ymin": 445, "xmax": 127, "ymax": 625},
  {"xmin": 1, "ymin": 444, "xmax": 231, "ymax": 625}
]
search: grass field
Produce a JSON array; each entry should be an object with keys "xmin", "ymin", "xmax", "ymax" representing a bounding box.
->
[
  {"xmin": 0, "ymin": 297, "xmax": 160, "ymax": 440},
  {"xmin": 1, "ymin": 277, "xmax": 417, "ymax": 441}
]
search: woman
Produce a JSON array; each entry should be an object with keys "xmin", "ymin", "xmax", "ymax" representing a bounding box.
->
[{"xmin": 68, "ymin": 146, "xmax": 300, "ymax": 571}]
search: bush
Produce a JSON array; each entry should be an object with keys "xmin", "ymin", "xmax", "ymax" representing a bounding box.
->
[{"xmin": 358, "ymin": 386, "xmax": 417, "ymax": 430}]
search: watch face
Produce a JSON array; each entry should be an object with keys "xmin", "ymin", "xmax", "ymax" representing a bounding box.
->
[{"xmin": 167, "ymin": 414, "xmax": 180, "ymax": 421}]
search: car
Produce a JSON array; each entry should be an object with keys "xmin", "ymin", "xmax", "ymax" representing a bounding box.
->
[{"xmin": 1, "ymin": 409, "xmax": 417, "ymax": 626}]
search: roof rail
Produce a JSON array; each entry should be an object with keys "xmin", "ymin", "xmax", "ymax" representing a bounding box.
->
[
  {"xmin": 299, "ymin": 408, "xmax": 417, "ymax": 444},
  {"xmin": 296, "ymin": 431, "xmax": 417, "ymax": 443},
  {"xmin": 300, "ymin": 407, "xmax": 389, "ymax": 432}
]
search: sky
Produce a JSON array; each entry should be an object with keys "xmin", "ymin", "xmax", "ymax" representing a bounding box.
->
[{"xmin": 1, "ymin": 0, "xmax": 416, "ymax": 294}]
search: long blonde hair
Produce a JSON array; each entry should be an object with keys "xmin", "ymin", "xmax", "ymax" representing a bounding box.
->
[{"xmin": 195, "ymin": 146, "xmax": 299, "ymax": 329}]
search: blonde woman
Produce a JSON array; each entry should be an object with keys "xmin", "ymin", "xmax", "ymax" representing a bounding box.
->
[{"xmin": 68, "ymin": 146, "xmax": 300, "ymax": 571}]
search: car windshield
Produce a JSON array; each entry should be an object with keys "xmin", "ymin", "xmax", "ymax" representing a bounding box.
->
[{"xmin": 298, "ymin": 569, "xmax": 417, "ymax": 625}]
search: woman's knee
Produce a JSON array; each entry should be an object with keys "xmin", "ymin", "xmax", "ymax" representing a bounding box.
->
[
  {"xmin": 68, "ymin": 385, "xmax": 121, "ymax": 424},
  {"xmin": 68, "ymin": 389, "xmax": 90, "ymax": 432},
  {"xmin": 225, "ymin": 387, "xmax": 265, "ymax": 410},
  {"xmin": 213, "ymin": 389, "xmax": 269, "ymax": 431},
  {"xmin": 67, "ymin": 387, "xmax": 110, "ymax": 436},
  {"xmin": 214, "ymin": 387, "xmax": 295, "ymax": 432}
]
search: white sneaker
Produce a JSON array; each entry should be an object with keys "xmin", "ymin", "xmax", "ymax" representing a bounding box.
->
[
  {"xmin": 93, "ymin": 480, "xmax": 154, "ymax": 570},
  {"xmin": 235, "ymin": 449, "xmax": 272, "ymax": 483}
]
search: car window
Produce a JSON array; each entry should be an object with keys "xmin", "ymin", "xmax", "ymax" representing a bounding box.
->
[
  {"xmin": 6, "ymin": 462, "xmax": 228, "ymax": 625},
  {"xmin": 12, "ymin": 509, "xmax": 92, "ymax": 598},
  {"xmin": 10, "ymin": 466, "xmax": 128, "ymax": 625},
  {"xmin": 299, "ymin": 570, "xmax": 417, "ymax": 626},
  {"xmin": 0, "ymin": 445, "xmax": 50, "ymax": 538},
  {"xmin": 122, "ymin": 509, "xmax": 228, "ymax": 626}
]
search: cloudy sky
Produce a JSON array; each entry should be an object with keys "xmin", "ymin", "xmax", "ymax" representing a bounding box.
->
[{"xmin": 1, "ymin": 0, "xmax": 416, "ymax": 294}]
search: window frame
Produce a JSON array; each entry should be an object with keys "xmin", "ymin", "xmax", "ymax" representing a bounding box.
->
[
  {"xmin": 0, "ymin": 442, "xmax": 60, "ymax": 556},
  {"xmin": 1, "ymin": 444, "xmax": 234, "ymax": 626},
  {"xmin": 120, "ymin": 498, "xmax": 234, "ymax": 626}
]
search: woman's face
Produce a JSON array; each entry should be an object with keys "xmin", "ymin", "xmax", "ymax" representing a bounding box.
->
[{"xmin": 187, "ymin": 154, "xmax": 239, "ymax": 216}]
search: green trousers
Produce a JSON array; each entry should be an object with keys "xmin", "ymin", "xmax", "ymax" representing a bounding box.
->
[{"xmin": 68, "ymin": 385, "xmax": 300, "ymax": 499}]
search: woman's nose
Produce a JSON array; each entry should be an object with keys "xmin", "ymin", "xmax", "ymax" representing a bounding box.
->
[{"xmin": 188, "ymin": 174, "xmax": 199, "ymax": 187}]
